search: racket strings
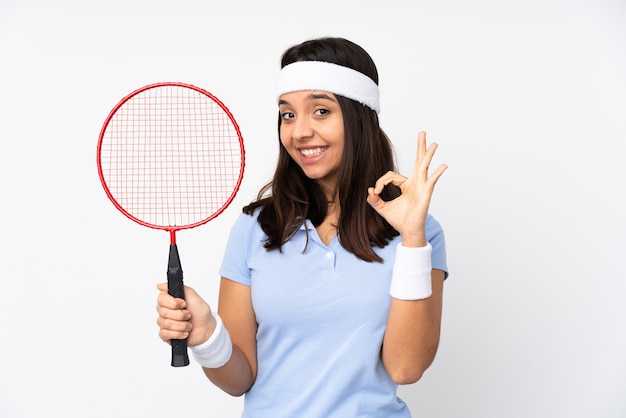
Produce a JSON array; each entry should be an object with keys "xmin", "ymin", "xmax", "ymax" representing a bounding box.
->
[{"xmin": 99, "ymin": 85, "xmax": 243, "ymax": 228}]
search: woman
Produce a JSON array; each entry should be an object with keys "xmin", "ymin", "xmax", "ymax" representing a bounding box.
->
[{"xmin": 157, "ymin": 37, "xmax": 448, "ymax": 417}]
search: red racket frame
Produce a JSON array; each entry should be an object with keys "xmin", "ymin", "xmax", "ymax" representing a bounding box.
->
[
  {"xmin": 96, "ymin": 82, "xmax": 245, "ymax": 367},
  {"xmin": 96, "ymin": 82, "xmax": 245, "ymax": 245}
]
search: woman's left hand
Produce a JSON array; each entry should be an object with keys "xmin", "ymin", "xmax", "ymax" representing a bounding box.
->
[{"xmin": 366, "ymin": 131, "xmax": 447, "ymax": 247}]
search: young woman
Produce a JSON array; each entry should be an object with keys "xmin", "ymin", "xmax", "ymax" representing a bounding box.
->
[{"xmin": 156, "ymin": 37, "xmax": 449, "ymax": 417}]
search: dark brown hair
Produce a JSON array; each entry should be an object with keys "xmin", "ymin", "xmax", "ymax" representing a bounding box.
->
[{"xmin": 243, "ymin": 37, "xmax": 400, "ymax": 262}]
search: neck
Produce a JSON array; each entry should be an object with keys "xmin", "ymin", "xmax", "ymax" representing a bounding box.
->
[{"xmin": 327, "ymin": 201, "xmax": 339, "ymax": 218}]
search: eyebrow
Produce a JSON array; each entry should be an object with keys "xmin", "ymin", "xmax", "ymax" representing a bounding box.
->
[{"xmin": 279, "ymin": 92, "xmax": 337, "ymax": 106}]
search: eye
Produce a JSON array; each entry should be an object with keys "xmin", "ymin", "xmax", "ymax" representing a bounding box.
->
[
  {"xmin": 281, "ymin": 111, "xmax": 295, "ymax": 121},
  {"xmin": 314, "ymin": 108, "xmax": 330, "ymax": 117}
]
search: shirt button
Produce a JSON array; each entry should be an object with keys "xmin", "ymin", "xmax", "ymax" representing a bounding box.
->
[{"xmin": 326, "ymin": 251, "xmax": 334, "ymax": 259}]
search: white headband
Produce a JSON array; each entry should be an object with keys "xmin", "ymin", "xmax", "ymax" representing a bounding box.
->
[{"xmin": 276, "ymin": 61, "xmax": 380, "ymax": 114}]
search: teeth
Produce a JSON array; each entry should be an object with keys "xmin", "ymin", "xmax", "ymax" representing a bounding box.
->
[{"xmin": 301, "ymin": 147, "xmax": 326, "ymax": 157}]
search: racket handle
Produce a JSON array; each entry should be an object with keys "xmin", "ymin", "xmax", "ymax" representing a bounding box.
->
[{"xmin": 167, "ymin": 244, "xmax": 190, "ymax": 367}]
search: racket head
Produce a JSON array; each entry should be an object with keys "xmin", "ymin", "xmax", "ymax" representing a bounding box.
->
[{"xmin": 97, "ymin": 82, "xmax": 245, "ymax": 233}]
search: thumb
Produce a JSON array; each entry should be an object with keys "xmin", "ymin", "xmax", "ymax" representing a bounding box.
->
[
  {"xmin": 181, "ymin": 285, "xmax": 202, "ymax": 303},
  {"xmin": 367, "ymin": 187, "xmax": 385, "ymax": 213}
]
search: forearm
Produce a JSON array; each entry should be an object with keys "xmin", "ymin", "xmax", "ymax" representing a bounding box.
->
[
  {"xmin": 203, "ymin": 345, "xmax": 255, "ymax": 397},
  {"xmin": 382, "ymin": 269, "xmax": 445, "ymax": 384},
  {"xmin": 201, "ymin": 277, "xmax": 258, "ymax": 397},
  {"xmin": 382, "ymin": 296, "xmax": 440, "ymax": 384}
]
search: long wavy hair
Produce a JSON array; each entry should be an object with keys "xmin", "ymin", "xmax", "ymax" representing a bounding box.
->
[{"xmin": 243, "ymin": 37, "xmax": 400, "ymax": 262}]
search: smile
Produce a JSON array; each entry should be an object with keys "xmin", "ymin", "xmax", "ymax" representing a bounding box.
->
[{"xmin": 300, "ymin": 147, "xmax": 328, "ymax": 157}]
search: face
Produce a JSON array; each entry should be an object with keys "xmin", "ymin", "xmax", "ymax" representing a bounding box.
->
[{"xmin": 278, "ymin": 90, "xmax": 345, "ymax": 193}]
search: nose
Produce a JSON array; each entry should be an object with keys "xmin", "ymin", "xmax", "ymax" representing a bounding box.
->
[{"xmin": 291, "ymin": 115, "xmax": 313, "ymax": 141}]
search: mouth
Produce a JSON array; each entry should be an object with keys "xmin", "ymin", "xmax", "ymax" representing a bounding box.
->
[{"xmin": 299, "ymin": 146, "xmax": 328, "ymax": 157}]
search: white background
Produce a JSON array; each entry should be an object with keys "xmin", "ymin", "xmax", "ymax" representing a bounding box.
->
[{"xmin": 1, "ymin": 0, "xmax": 625, "ymax": 417}]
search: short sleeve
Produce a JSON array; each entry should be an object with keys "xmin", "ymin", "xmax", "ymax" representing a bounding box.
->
[
  {"xmin": 218, "ymin": 211, "xmax": 260, "ymax": 286},
  {"xmin": 426, "ymin": 214, "xmax": 449, "ymax": 279}
]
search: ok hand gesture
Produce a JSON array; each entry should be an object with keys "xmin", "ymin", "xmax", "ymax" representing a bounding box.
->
[{"xmin": 366, "ymin": 131, "xmax": 447, "ymax": 247}]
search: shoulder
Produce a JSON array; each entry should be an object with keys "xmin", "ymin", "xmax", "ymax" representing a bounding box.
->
[
  {"xmin": 229, "ymin": 207, "xmax": 264, "ymax": 240},
  {"xmin": 234, "ymin": 206, "xmax": 261, "ymax": 226}
]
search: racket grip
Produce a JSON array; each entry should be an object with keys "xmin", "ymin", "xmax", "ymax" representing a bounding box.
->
[{"xmin": 167, "ymin": 244, "xmax": 190, "ymax": 367}]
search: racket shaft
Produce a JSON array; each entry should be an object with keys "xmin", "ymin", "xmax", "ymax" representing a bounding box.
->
[{"xmin": 167, "ymin": 244, "xmax": 190, "ymax": 367}]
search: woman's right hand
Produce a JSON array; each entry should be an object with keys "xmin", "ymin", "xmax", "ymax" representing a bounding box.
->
[{"xmin": 156, "ymin": 282, "xmax": 217, "ymax": 347}]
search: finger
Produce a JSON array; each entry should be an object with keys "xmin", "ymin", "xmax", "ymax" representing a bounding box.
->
[
  {"xmin": 372, "ymin": 171, "xmax": 407, "ymax": 194},
  {"xmin": 157, "ymin": 283, "xmax": 195, "ymax": 308},
  {"xmin": 159, "ymin": 328, "xmax": 190, "ymax": 343},
  {"xmin": 417, "ymin": 149, "xmax": 444, "ymax": 189},
  {"xmin": 417, "ymin": 131, "xmax": 427, "ymax": 161},
  {"xmin": 366, "ymin": 187, "xmax": 385, "ymax": 211},
  {"xmin": 422, "ymin": 143, "xmax": 439, "ymax": 173},
  {"xmin": 428, "ymin": 163, "xmax": 449, "ymax": 186},
  {"xmin": 156, "ymin": 291, "xmax": 186, "ymax": 310},
  {"xmin": 156, "ymin": 302, "xmax": 191, "ymax": 321},
  {"xmin": 156, "ymin": 314, "xmax": 193, "ymax": 331},
  {"xmin": 418, "ymin": 130, "xmax": 426, "ymax": 149},
  {"xmin": 426, "ymin": 141, "xmax": 440, "ymax": 162},
  {"xmin": 411, "ymin": 132, "xmax": 426, "ymax": 177},
  {"xmin": 413, "ymin": 133, "xmax": 439, "ymax": 172}
]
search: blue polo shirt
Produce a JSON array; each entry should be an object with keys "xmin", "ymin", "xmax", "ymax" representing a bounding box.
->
[{"xmin": 219, "ymin": 209, "xmax": 448, "ymax": 418}]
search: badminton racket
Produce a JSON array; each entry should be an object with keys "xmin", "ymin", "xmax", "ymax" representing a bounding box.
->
[{"xmin": 97, "ymin": 82, "xmax": 245, "ymax": 367}]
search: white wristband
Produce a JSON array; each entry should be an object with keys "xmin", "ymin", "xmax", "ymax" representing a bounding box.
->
[
  {"xmin": 190, "ymin": 312, "xmax": 233, "ymax": 369},
  {"xmin": 389, "ymin": 242, "xmax": 433, "ymax": 300}
]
